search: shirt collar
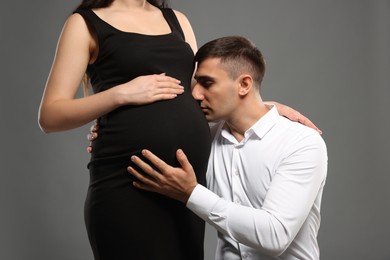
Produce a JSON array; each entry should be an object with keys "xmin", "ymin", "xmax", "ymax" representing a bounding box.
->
[{"xmin": 221, "ymin": 105, "xmax": 280, "ymax": 144}]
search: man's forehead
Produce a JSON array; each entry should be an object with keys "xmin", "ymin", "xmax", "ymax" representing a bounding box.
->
[
  {"xmin": 195, "ymin": 58, "xmax": 223, "ymax": 78},
  {"xmin": 197, "ymin": 57, "xmax": 221, "ymax": 68}
]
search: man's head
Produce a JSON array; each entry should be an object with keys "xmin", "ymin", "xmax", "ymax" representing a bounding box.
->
[{"xmin": 192, "ymin": 36, "xmax": 266, "ymax": 122}]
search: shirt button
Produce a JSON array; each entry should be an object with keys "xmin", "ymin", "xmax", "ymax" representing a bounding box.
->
[{"xmin": 242, "ymin": 253, "xmax": 249, "ymax": 258}]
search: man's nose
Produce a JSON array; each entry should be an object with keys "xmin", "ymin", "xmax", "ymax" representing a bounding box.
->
[{"xmin": 191, "ymin": 83, "xmax": 204, "ymax": 100}]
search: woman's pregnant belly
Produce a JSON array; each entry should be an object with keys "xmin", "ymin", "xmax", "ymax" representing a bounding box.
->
[{"xmin": 90, "ymin": 93, "xmax": 211, "ymax": 184}]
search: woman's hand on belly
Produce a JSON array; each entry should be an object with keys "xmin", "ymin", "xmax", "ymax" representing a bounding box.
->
[{"xmin": 114, "ymin": 73, "xmax": 185, "ymax": 106}]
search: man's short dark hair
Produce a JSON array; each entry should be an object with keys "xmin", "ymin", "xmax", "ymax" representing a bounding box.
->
[{"xmin": 194, "ymin": 36, "xmax": 266, "ymax": 88}]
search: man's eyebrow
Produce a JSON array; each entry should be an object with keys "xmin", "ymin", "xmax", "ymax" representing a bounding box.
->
[{"xmin": 194, "ymin": 75, "xmax": 214, "ymax": 81}]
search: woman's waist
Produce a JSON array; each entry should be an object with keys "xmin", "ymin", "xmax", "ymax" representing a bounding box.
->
[{"xmin": 90, "ymin": 124, "xmax": 210, "ymax": 161}]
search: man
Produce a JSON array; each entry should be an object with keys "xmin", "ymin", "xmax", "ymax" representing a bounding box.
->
[{"xmin": 128, "ymin": 36, "xmax": 328, "ymax": 260}]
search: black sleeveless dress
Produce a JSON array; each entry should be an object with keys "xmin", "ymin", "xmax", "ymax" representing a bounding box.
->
[{"xmin": 75, "ymin": 8, "xmax": 211, "ymax": 260}]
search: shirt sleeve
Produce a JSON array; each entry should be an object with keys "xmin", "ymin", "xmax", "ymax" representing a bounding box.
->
[{"xmin": 186, "ymin": 133, "xmax": 328, "ymax": 257}]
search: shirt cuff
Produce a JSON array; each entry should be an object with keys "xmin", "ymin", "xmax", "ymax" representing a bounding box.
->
[{"xmin": 186, "ymin": 184, "xmax": 221, "ymax": 221}]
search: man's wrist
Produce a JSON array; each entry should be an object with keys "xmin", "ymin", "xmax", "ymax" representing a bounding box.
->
[
  {"xmin": 183, "ymin": 183, "xmax": 197, "ymax": 204},
  {"xmin": 186, "ymin": 184, "xmax": 221, "ymax": 221}
]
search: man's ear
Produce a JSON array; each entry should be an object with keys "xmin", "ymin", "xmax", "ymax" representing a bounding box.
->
[{"xmin": 238, "ymin": 74, "xmax": 253, "ymax": 96}]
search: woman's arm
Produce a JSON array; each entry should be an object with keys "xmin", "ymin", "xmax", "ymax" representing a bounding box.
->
[
  {"xmin": 173, "ymin": 10, "xmax": 198, "ymax": 88},
  {"xmin": 39, "ymin": 13, "xmax": 184, "ymax": 133},
  {"xmin": 265, "ymin": 101, "xmax": 322, "ymax": 134},
  {"xmin": 39, "ymin": 13, "xmax": 119, "ymax": 133},
  {"xmin": 174, "ymin": 10, "xmax": 198, "ymax": 55}
]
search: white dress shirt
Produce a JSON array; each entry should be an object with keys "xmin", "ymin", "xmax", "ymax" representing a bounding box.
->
[{"xmin": 187, "ymin": 106, "xmax": 328, "ymax": 260}]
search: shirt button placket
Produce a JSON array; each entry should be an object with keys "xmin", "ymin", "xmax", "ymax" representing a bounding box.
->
[{"xmin": 232, "ymin": 146, "xmax": 242, "ymax": 205}]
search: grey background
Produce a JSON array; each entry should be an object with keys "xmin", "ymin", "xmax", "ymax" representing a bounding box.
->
[{"xmin": 1, "ymin": 0, "xmax": 389, "ymax": 259}]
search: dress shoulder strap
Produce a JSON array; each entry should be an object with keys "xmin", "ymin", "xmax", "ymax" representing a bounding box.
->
[
  {"xmin": 73, "ymin": 9, "xmax": 114, "ymax": 44},
  {"xmin": 160, "ymin": 8, "xmax": 186, "ymax": 40}
]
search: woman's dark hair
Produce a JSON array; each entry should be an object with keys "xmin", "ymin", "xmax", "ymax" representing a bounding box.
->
[
  {"xmin": 75, "ymin": 0, "xmax": 169, "ymax": 11},
  {"xmin": 195, "ymin": 36, "xmax": 266, "ymax": 88}
]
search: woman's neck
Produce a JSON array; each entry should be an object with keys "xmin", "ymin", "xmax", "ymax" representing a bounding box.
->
[{"xmin": 111, "ymin": 0, "xmax": 149, "ymax": 11}]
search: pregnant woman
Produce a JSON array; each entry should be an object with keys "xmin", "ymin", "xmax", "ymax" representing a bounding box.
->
[{"xmin": 39, "ymin": 0, "xmax": 210, "ymax": 259}]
